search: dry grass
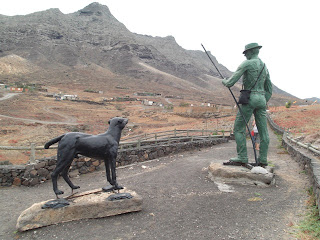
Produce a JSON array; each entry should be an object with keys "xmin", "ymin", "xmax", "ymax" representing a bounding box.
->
[{"xmin": 269, "ymin": 104, "xmax": 320, "ymax": 147}]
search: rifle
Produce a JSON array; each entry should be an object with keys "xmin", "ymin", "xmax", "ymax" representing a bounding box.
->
[{"xmin": 201, "ymin": 44, "xmax": 259, "ymax": 165}]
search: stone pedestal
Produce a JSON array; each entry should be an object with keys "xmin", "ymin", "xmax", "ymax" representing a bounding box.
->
[
  {"xmin": 208, "ymin": 163, "xmax": 275, "ymax": 186},
  {"xmin": 16, "ymin": 188, "xmax": 143, "ymax": 232}
]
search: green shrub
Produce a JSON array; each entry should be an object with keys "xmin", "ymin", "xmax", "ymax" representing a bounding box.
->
[
  {"xmin": 285, "ymin": 101, "xmax": 292, "ymax": 108},
  {"xmin": 179, "ymin": 102, "xmax": 190, "ymax": 107},
  {"xmin": 295, "ymin": 187, "xmax": 320, "ymax": 239}
]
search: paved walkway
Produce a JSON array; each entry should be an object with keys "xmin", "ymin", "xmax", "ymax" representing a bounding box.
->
[{"xmin": 0, "ymin": 127, "xmax": 309, "ymax": 240}]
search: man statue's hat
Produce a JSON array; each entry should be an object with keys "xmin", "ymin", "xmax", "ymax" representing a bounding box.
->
[{"xmin": 243, "ymin": 43, "xmax": 262, "ymax": 54}]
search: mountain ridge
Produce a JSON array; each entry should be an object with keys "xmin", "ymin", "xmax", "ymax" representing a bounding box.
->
[{"xmin": 0, "ymin": 2, "xmax": 303, "ymax": 105}]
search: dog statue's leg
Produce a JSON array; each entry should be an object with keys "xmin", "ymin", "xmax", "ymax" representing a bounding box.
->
[
  {"xmin": 51, "ymin": 168, "xmax": 64, "ymax": 198},
  {"xmin": 52, "ymin": 150, "xmax": 75, "ymax": 197},
  {"xmin": 111, "ymin": 157, "xmax": 123, "ymax": 191},
  {"xmin": 61, "ymin": 163, "xmax": 80, "ymax": 194},
  {"xmin": 102, "ymin": 159, "xmax": 115, "ymax": 192},
  {"xmin": 105, "ymin": 159, "xmax": 112, "ymax": 184}
]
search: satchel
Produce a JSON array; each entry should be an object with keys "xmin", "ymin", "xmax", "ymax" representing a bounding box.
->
[
  {"xmin": 238, "ymin": 89, "xmax": 251, "ymax": 104},
  {"xmin": 238, "ymin": 63, "xmax": 265, "ymax": 105}
]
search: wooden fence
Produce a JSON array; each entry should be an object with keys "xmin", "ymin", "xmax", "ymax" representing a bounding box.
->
[{"xmin": 0, "ymin": 129, "xmax": 231, "ymax": 163}]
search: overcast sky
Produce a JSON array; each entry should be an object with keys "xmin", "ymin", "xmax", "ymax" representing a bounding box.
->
[{"xmin": 1, "ymin": 0, "xmax": 319, "ymax": 99}]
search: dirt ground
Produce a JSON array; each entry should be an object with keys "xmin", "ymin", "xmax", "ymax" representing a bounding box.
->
[
  {"xmin": 1, "ymin": 89, "xmax": 319, "ymax": 164},
  {"xmin": 0, "ymin": 90, "xmax": 235, "ymax": 164},
  {"xmin": 269, "ymin": 105, "xmax": 320, "ymax": 148},
  {"xmin": 0, "ymin": 126, "xmax": 310, "ymax": 240}
]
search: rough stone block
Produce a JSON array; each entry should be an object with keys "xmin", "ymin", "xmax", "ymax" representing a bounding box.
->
[
  {"xmin": 208, "ymin": 163, "xmax": 275, "ymax": 186},
  {"xmin": 16, "ymin": 188, "xmax": 142, "ymax": 232}
]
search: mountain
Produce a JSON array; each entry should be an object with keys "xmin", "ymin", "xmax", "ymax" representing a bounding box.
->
[
  {"xmin": 304, "ymin": 97, "xmax": 320, "ymax": 103},
  {"xmin": 0, "ymin": 2, "xmax": 300, "ymax": 105}
]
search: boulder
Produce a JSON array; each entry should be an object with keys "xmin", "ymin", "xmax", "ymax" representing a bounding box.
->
[
  {"xmin": 208, "ymin": 163, "xmax": 275, "ymax": 186},
  {"xmin": 16, "ymin": 188, "xmax": 142, "ymax": 232}
]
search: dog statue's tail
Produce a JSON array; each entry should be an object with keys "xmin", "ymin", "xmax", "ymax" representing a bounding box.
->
[{"xmin": 44, "ymin": 135, "xmax": 65, "ymax": 149}]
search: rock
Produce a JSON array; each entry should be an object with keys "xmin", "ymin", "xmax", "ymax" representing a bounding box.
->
[
  {"xmin": 251, "ymin": 166, "xmax": 269, "ymax": 174},
  {"xmin": 48, "ymin": 158, "xmax": 57, "ymax": 166},
  {"xmin": 34, "ymin": 162, "xmax": 46, "ymax": 170},
  {"xmin": 92, "ymin": 160, "xmax": 100, "ymax": 166},
  {"xmin": 208, "ymin": 163, "xmax": 275, "ymax": 186},
  {"xmin": 130, "ymin": 155, "xmax": 139, "ymax": 162},
  {"xmin": 79, "ymin": 166, "xmax": 89, "ymax": 174},
  {"xmin": 25, "ymin": 165, "xmax": 34, "ymax": 172},
  {"xmin": 16, "ymin": 188, "xmax": 143, "ymax": 231},
  {"xmin": 48, "ymin": 165, "xmax": 56, "ymax": 171},
  {"xmin": 89, "ymin": 165, "xmax": 96, "ymax": 172},
  {"xmin": 77, "ymin": 162, "xmax": 85, "ymax": 168},
  {"xmin": 12, "ymin": 177, "xmax": 21, "ymax": 186},
  {"xmin": 22, "ymin": 179, "xmax": 30, "ymax": 186},
  {"xmin": 68, "ymin": 170, "xmax": 79, "ymax": 178},
  {"xmin": 29, "ymin": 170, "xmax": 38, "ymax": 178},
  {"xmin": 29, "ymin": 178, "xmax": 39, "ymax": 186},
  {"xmin": 37, "ymin": 168, "xmax": 50, "ymax": 178}
]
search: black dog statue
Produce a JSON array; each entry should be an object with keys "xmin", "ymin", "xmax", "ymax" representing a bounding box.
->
[{"xmin": 44, "ymin": 117, "xmax": 128, "ymax": 198}]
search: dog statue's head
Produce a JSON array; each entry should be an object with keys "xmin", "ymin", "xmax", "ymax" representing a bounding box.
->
[{"xmin": 108, "ymin": 117, "xmax": 128, "ymax": 130}]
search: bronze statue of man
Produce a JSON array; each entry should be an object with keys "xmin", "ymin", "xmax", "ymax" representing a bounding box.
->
[{"xmin": 222, "ymin": 43, "xmax": 272, "ymax": 167}]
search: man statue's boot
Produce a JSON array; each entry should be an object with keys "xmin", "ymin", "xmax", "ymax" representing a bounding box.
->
[
  {"xmin": 233, "ymin": 131, "xmax": 248, "ymax": 163},
  {"xmin": 223, "ymin": 131, "xmax": 248, "ymax": 166}
]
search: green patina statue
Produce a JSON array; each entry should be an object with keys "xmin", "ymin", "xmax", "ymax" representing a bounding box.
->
[{"xmin": 222, "ymin": 43, "xmax": 272, "ymax": 167}]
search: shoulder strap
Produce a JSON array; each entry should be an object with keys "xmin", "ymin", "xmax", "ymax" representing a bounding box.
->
[{"xmin": 249, "ymin": 63, "xmax": 265, "ymax": 91}]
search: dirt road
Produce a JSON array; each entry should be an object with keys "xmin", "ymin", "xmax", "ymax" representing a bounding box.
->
[
  {"xmin": 0, "ymin": 127, "xmax": 309, "ymax": 239},
  {"xmin": 0, "ymin": 93, "xmax": 78, "ymax": 125},
  {"xmin": 0, "ymin": 93, "xmax": 19, "ymax": 101}
]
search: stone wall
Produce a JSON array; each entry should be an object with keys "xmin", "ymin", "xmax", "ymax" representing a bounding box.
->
[
  {"xmin": 282, "ymin": 136, "xmax": 320, "ymax": 215},
  {"xmin": 267, "ymin": 114, "xmax": 320, "ymax": 215},
  {"xmin": 0, "ymin": 137, "xmax": 228, "ymax": 187}
]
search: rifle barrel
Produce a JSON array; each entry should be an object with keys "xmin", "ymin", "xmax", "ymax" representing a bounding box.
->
[{"xmin": 201, "ymin": 44, "xmax": 225, "ymax": 79}]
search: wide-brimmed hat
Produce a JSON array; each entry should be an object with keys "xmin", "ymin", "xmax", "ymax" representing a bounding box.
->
[{"xmin": 243, "ymin": 43, "xmax": 262, "ymax": 54}]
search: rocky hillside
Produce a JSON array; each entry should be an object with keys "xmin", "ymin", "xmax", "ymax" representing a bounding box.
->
[{"xmin": 0, "ymin": 2, "xmax": 300, "ymax": 105}]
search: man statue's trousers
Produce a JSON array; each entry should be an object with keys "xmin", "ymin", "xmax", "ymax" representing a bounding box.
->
[{"xmin": 233, "ymin": 92, "xmax": 269, "ymax": 164}]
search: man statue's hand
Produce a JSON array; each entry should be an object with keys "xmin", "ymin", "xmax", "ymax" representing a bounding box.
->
[{"xmin": 222, "ymin": 79, "xmax": 228, "ymax": 87}]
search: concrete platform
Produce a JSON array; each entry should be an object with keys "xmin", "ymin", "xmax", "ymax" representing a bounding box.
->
[
  {"xmin": 208, "ymin": 163, "xmax": 275, "ymax": 187},
  {"xmin": 16, "ymin": 188, "xmax": 143, "ymax": 232}
]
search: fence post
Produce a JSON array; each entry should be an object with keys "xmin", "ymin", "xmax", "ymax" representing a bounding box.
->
[
  {"xmin": 202, "ymin": 129, "xmax": 204, "ymax": 136},
  {"xmin": 174, "ymin": 129, "xmax": 177, "ymax": 137},
  {"xmin": 137, "ymin": 139, "xmax": 141, "ymax": 150},
  {"xmin": 30, "ymin": 143, "xmax": 36, "ymax": 163}
]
